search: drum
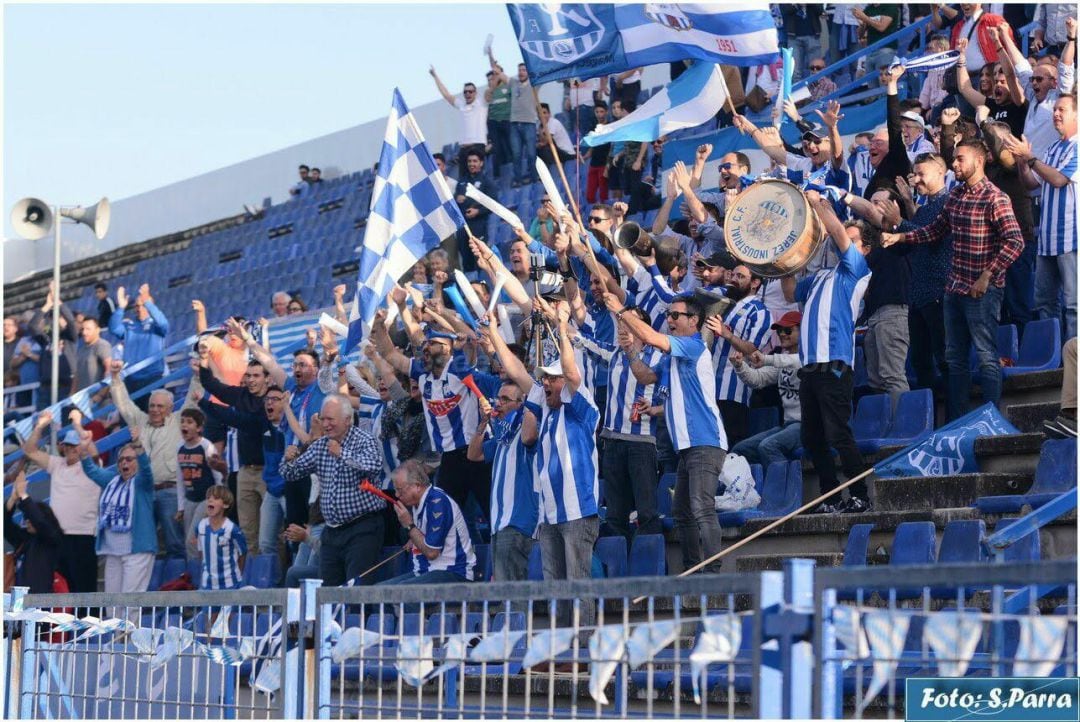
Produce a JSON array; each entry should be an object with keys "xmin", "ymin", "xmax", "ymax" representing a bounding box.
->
[{"xmin": 723, "ymin": 179, "xmax": 826, "ymax": 278}]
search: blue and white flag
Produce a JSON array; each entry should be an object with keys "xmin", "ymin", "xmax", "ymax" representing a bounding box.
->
[
  {"xmin": 889, "ymin": 49, "xmax": 961, "ymax": 73},
  {"xmin": 583, "ymin": 62, "xmax": 728, "ymax": 147},
  {"xmin": 345, "ymin": 89, "xmax": 465, "ymax": 353},
  {"xmin": 875, "ymin": 403, "xmax": 1019, "ymax": 478},
  {"xmin": 508, "ymin": 4, "xmax": 779, "ymax": 84}
]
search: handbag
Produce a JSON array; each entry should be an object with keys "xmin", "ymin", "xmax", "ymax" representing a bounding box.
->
[{"xmin": 746, "ymin": 84, "xmax": 770, "ymax": 113}]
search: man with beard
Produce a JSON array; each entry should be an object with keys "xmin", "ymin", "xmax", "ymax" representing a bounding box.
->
[
  {"xmin": 469, "ymin": 319, "xmax": 539, "ymax": 584},
  {"xmin": 606, "ymin": 292, "xmax": 728, "ymax": 573},
  {"xmin": 882, "ymin": 139, "xmax": 1025, "ymax": 420},
  {"xmin": 734, "ymin": 100, "xmax": 848, "ymax": 191},
  {"xmin": 651, "ymin": 170, "xmax": 724, "ymax": 293},
  {"xmin": 864, "ymin": 66, "xmax": 913, "ymax": 198},
  {"xmin": 704, "ymin": 265, "xmax": 772, "ymax": 446},
  {"xmin": 372, "ymin": 320, "xmax": 500, "ymax": 544},
  {"xmin": 999, "ymin": 21, "xmax": 1075, "ymax": 161},
  {"xmin": 454, "ymin": 151, "xmax": 496, "ymax": 274}
]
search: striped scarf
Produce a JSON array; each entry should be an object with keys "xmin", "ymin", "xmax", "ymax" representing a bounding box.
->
[
  {"xmin": 889, "ymin": 50, "xmax": 961, "ymax": 74},
  {"xmin": 99, "ymin": 474, "xmax": 134, "ymax": 533}
]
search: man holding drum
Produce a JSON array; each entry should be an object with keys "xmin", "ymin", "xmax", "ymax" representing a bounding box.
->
[{"xmin": 781, "ymin": 192, "xmax": 874, "ymax": 514}]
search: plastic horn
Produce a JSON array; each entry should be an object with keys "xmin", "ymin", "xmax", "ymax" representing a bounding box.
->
[
  {"xmin": 319, "ymin": 312, "xmax": 349, "ymax": 338},
  {"xmin": 384, "ymin": 301, "xmax": 400, "ymax": 328},
  {"xmin": 496, "ymin": 305, "xmax": 515, "ymax": 344},
  {"xmin": 461, "ymin": 374, "xmax": 493, "ymax": 416},
  {"xmin": 487, "ymin": 273, "xmax": 509, "ymax": 315},
  {"xmin": 443, "ymin": 285, "xmax": 479, "ymax": 329},
  {"xmin": 454, "ymin": 269, "xmax": 487, "ymax": 317},
  {"xmin": 535, "ymin": 158, "xmax": 568, "ymax": 220},
  {"xmin": 359, "ymin": 479, "xmax": 397, "ymax": 504},
  {"xmin": 465, "ymin": 184, "xmax": 523, "ymax": 230}
]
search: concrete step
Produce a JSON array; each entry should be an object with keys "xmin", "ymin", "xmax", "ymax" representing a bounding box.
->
[
  {"xmin": 736, "ymin": 552, "xmax": 843, "ymax": 573},
  {"xmin": 871, "ymin": 473, "xmax": 1030, "ymax": 512},
  {"xmin": 1006, "ymin": 400, "xmax": 1061, "ymax": 434}
]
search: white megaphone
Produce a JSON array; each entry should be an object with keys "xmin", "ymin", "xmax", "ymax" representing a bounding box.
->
[
  {"xmin": 61, "ymin": 197, "xmax": 111, "ymax": 240},
  {"xmin": 10, "ymin": 197, "xmax": 54, "ymax": 241}
]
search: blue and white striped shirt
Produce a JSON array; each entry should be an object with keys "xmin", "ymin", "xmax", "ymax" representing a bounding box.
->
[
  {"xmin": 197, "ymin": 517, "xmax": 247, "ymax": 590},
  {"xmin": 795, "ymin": 243, "xmax": 872, "ymax": 367},
  {"xmin": 482, "ymin": 409, "xmax": 539, "ymax": 537},
  {"xmin": 577, "ymin": 333, "xmax": 665, "ymax": 438},
  {"xmin": 623, "ymin": 263, "xmax": 672, "ymax": 331},
  {"xmin": 905, "ymin": 135, "xmax": 936, "ymax": 163},
  {"xmin": 1039, "ymin": 138, "xmax": 1077, "ymax": 257},
  {"xmin": 410, "ymin": 360, "xmax": 500, "ymax": 453},
  {"xmin": 577, "ymin": 302, "xmax": 614, "ymax": 391},
  {"xmin": 526, "ymin": 383, "xmax": 600, "ymax": 524},
  {"xmin": 412, "ymin": 486, "xmax": 475, "ymax": 580},
  {"xmin": 652, "ymin": 334, "xmax": 727, "ymax": 451},
  {"xmin": 712, "ymin": 297, "xmax": 773, "ymax": 405}
]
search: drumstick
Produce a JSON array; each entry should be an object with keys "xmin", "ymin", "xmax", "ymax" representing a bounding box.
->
[
  {"xmin": 354, "ymin": 547, "xmax": 409, "ymax": 581},
  {"xmin": 359, "ymin": 479, "xmax": 396, "ymax": 505},
  {"xmin": 461, "ymin": 374, "xmax": 494, "ymax": 416}
]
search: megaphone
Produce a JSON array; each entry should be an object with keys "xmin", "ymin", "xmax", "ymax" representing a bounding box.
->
[
  {"xmin": 10, "ymin": 198, "xmax": 54, "ymax": 241},
  {"xmin": 61, "ymin": 197, "xmax": 110, "ymax": 240}
]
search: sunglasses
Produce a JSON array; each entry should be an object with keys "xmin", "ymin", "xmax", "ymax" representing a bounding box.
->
[
  {"xmin": 666, "ymin": 310, "xmax": 696, "ymax": 320},
  {"xmin": 775, "ymin": 327, "xmax": 795, "ymax": 336},
  {"xmin": 810, "ymin": 65, "xmax": 825, "ymax": 71},
  {"xmin": 719, "ymin": 162, "xmax": 734, "ymax": 170},
  {"xmin": 588, "ymin": 215, "xmax": 608, "ymax": 223},
  {"xmin": 118, "ymin": 455, "xmax": 137, "ymax": 463}
]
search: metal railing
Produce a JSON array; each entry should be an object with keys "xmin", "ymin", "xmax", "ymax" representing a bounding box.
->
[{"xmin": 815, "ymin": 560, "xmax": 1078, "ymax": 719}]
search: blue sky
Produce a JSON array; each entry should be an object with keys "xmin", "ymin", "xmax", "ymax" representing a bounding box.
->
[{"xmin": 3, "ymin": 3, "xmax": 520, "ymax": 236}]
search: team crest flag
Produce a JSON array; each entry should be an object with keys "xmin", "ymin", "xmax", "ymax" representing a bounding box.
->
[
  {"xmin": 507, "ymin": 3, "xmax": 780, "ymax": 84},
  {"xmin": 875, "ymin": 403, "xmax": 1019, "ymax": 478},
  {"xmin": 345, "ymin": 90, "xmax": 465, "ymax": 353}
]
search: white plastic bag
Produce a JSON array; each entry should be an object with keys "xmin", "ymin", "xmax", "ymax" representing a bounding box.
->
[{"xmin": 715, "ymin": 453, "xmax": 761, "ymax": 511}]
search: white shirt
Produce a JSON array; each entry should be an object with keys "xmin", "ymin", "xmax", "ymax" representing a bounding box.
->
[
  {"xmin": 1018, "ymin": 57, "xmax": 1077, "ymax": 165},
  {"xmin": 544, "ymin": 116, "xmax": 576, "ymax": 155},
  {"xmin": 568, "ymin": 78, "xmax": 601, "ymax": 109},
  {"xmin": 47, "ymin": 455, "xmax": 102, "ymax": 536},
  {"xmin": 454, "ymin": 95, "xmax": 488, "ymax": 145},
  {"xmin": 958, "ymin": 12, "xmax": 988, "ymax": 72}
]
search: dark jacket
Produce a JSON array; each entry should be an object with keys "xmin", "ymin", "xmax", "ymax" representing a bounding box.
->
[
  {"xmin": 865, "ymin": 93, "xmax": 912, "ymax": 199},
  {"xmin": 199, "ymin": 367, "xmax": 265, "ymax": 466},
  {"xmin": 4, "ymin": 498, "xmax": 63, "ymax": 594},
  {"xmin": 199, "ymin": 397, "xmax": 287, "ymax": 496}
]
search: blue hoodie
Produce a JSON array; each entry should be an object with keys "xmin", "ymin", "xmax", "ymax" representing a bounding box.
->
[{"xmin": 109, "ymin": 302, "xmax": 169, "ymax": 382}]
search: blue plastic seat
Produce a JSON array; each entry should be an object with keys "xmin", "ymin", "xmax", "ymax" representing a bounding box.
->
[
  {"xmin": 1004, "ymin": 318, "xmax": 1062, "ymax": 376},
  {"xmin": 880, "ymin": 389, "xmax": 934, "ymax": 446},
  {"xmin": 365, "ymin": 613, "xmax": 422, "ymax": 682},
  {"xmin": 242, "ymin": 553, "xmax": 280, "ymax": 589},
  {"xmin": 970, "ymin": 324, "xmax": 1019, "ymax": 372},
  {"xmin": 843, "ymin": 524, "xmax": 875, "ymax": 566},
  {"xmin": 154, "ymin": 557, "xmax": 186, "ymax": 590},
  {"xmin": 629, "ymin": 534, "xmax": 666, "ymax": 577},
  {"xmin": 938, "ymin": 520, "xmax": 988, "ymax": 563},
  {"xmin": 748, "ymin": 406, "xmax": 780, "ymax": 437},
  {"xmin": 995, "ymin": 517, "xmax": 1042, "ymax": 562},
  {"xmin": 853, "ymin": 347, "xmax": 870, "ymax": 390},
  {"xmin": 595, "ymin": 536, "xmax": 628, "ymax": 578},
  {"xmin": 891, "ymin": 522, "xmax": 937, "ymax": 566},
  {"xmin": 976, "ymin": 438, "xmax": 1077, "ymax": 513},
  {"xmin": 852, "ymin": 394, "xmax": 892, "ymax": 453}
]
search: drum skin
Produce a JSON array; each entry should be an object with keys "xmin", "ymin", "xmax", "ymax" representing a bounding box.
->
[{"xmin": 723, "ymin": 179, "xmax": 826, "ymax": 277}]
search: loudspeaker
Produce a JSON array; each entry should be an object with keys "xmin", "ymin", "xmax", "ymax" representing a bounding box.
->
[
  {"xmin": 61, "ymin": 197, "xmax": 110, "ymax": 239},
  {"xmin": 10, "ymin": 198, "xmax": 54, "ymax": 241}
]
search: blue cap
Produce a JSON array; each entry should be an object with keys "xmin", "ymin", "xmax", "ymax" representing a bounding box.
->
[
  {"xmin": 424, "ymin": 329, "xmax": 458, "ymax": 342},
  {"xmin": 60, "ymin": 430, "xmax": 81, "ymax": 446}
]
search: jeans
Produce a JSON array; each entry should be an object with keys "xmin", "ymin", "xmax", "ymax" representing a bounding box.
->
[
  {"xmin": 673, "ymin": 446, "xmax": 725, "ymax": 573},
  {"xmin": 488, "ymin": 119, "xmax": 512, "ymax": 176},
  {"xmin": 864, "ymin": 304, "xmax": 910, "ymax": 406},
  {"xmin": 791, "ymin": 36, "xmax": 822, "ymax": 80},
  {"xmin": 285, "ymin": 523, "xmax": 323, "ymax": 587},
  {"xmin": 601, "ymin": 438, "xmax": 660, "ymax": 545},
  {"xmin": 155, "ymin": 488, "xmax": 185, "ymax": 558},
  {"xmin": 908, "ymin": 300, "xmax": 948, "ymax": 394},
  {"xmin": 1035, "ymin": 252, "xmax": 1078, "ymax": 340},
  {"xmin": 1003, "ymin": 240, "xmax": 1036, "ymax": 333},
  {"xmin": 799, "ymin": 365, "xmax": 869, "ymax": 499},
  {"xmin": 492, "ymin": 526, "xmax": 534, "ymax": 583},
  {"xmin": 320, "ymin": 513, "xmax": 385, "ymax": 587},
  {"xmin": 731, "ymin": 422, "xmax": 802, "ymax": 469},
  {"xmin": 259, "ymin": 493, "xmax": 287, "ymax": 556},
  {"xmin": 538, "ymin": 516, "xmax": 600, "ymax": 627},
  {"xmin": 380, "ymin": 570, "xmax": 471, "ymax": 586},
  {"xmin": 943, "ymin": 286, "xmax": 1004, "ymax": 421},
  {"xmin": 509, "ymin": 122, "xmax": 539, "ymax": 185}
]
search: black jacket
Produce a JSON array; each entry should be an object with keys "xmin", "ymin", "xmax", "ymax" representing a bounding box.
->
[
  {"xmin": 199, "ymin": 367, "xmax": 265, "ymax": 466},
  {"xmin": 865, "ymin": 93, "xmax": 912, "ymax": 199},
  {"xmin": 4, "ymin": 498, "xmax": 63, "ymax": 594}
]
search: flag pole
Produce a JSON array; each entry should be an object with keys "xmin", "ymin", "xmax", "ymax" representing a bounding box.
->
[
  {"xmin": 630, "ymin": 466, "xmax": 875, "ymax": 603},
  {"xmin": 716, "ymin": 64, "xmax": 739, "ymax": 117}
]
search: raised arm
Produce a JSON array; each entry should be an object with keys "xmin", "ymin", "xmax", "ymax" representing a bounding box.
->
[
  {"xmin": 480, "ymin": 312, "xmax": 534, "ymax": 393},
  {"xmin": 955, "ymin": 39, "xmax": 987, "ymax": 107},
  {"xmin": 108, "ymin": 359, "xmax": 148, "ymax": 429},
  {"xmin": 370, "ymin": 309, "xmax": 413, "ymax": 376},
  {"xmin": 228, "ymin": 317, "xmax": 287, "ymax": 387},
  {"xmin": 192, "ymin": 299, "xmax": 208, "ymax": 334},
  {"xmin": 991, "ymin": 27, "xmax": 1026, "ymax": 105},
  {"xmin": 732, "ymin": 113, "xmax": 789, "ymax": 166},
  {"xmin": 429, "ymin": 66, "xmax": 457, "ymax": 106},
  {"xmin": 474, "ymin": 234, "xmax": 533, "ymax": 315},
  {"xmin": 651, "ymin": 173, "xmax": 679, "ymax": 235},
  {"xmin": 689, "ymin": 143, "xmax": 713, "ymax": 190},
  {"xmin": 20, "ymin": 412, "xmax": 54, "ymax": 470},
  {"xmin": 672, "ymin": 161, "xmax": 708, "ymax": 225},
  {"xmin": 601, "ymin": 292, "xmax": 670, "ymax": 355},
  {"xmin": 814, "ymin": 99, "xmax": 845, "ymax": 170}
]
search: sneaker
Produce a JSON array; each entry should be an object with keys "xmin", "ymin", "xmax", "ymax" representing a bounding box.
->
[
  {"xmin": 842, "ymin": 496, "xmax": 872, "ymax": 514},
  {"xmin": 1044, "ymin": 415, "xmax": 1078, "ymax": 439},
  {"xmin": 812, "ymin": 501, "xmax": 842, "ymax": 514}
]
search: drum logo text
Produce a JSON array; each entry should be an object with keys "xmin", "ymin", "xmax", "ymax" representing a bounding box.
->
[{"xmin": 728, "ymin": 200, "xmax": 796, "ymax": 260}]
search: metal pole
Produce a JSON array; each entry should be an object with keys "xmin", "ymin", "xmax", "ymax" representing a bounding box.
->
[{"xmin": 50, "ymin": 207, "xmax": 61, "ymax": 451}]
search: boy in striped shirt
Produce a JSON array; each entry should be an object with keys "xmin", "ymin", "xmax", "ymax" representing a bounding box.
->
[{"xmin": 194, "ymin": 486, "xmax": 247, "ymax": 590}]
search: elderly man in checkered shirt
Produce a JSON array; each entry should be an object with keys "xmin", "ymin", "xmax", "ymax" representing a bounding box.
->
[{"xmin": 279, "ymin": 394, "xmax": 385, "ymax": 586}]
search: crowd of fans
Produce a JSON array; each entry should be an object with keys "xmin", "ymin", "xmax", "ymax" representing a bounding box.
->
[{"xmin": 5, "ymin": 3, "xmax": 1077, "ymax": 600}]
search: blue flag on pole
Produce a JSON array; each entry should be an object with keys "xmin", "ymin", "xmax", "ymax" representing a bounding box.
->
[
  {"xmin": 507, "ymin": 3, "xmax": 779, "ymax": 84},
  {"xmin": 875, "ymin": 403, "xmax": 1019, "ymax": 478},
  {"xmin": 345, "ymin": 90, "xmax": 465, "ymax": 353}
]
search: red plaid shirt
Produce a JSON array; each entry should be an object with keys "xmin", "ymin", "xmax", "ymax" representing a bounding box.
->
[{"xmin": 903, "ymin": 177, "xmax": 1025, "ymax": 295}]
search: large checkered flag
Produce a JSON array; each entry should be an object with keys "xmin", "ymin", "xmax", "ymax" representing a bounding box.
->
[{"xmin": 345, "ymin": 89, "xmax": 466, "ymax": 353}]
